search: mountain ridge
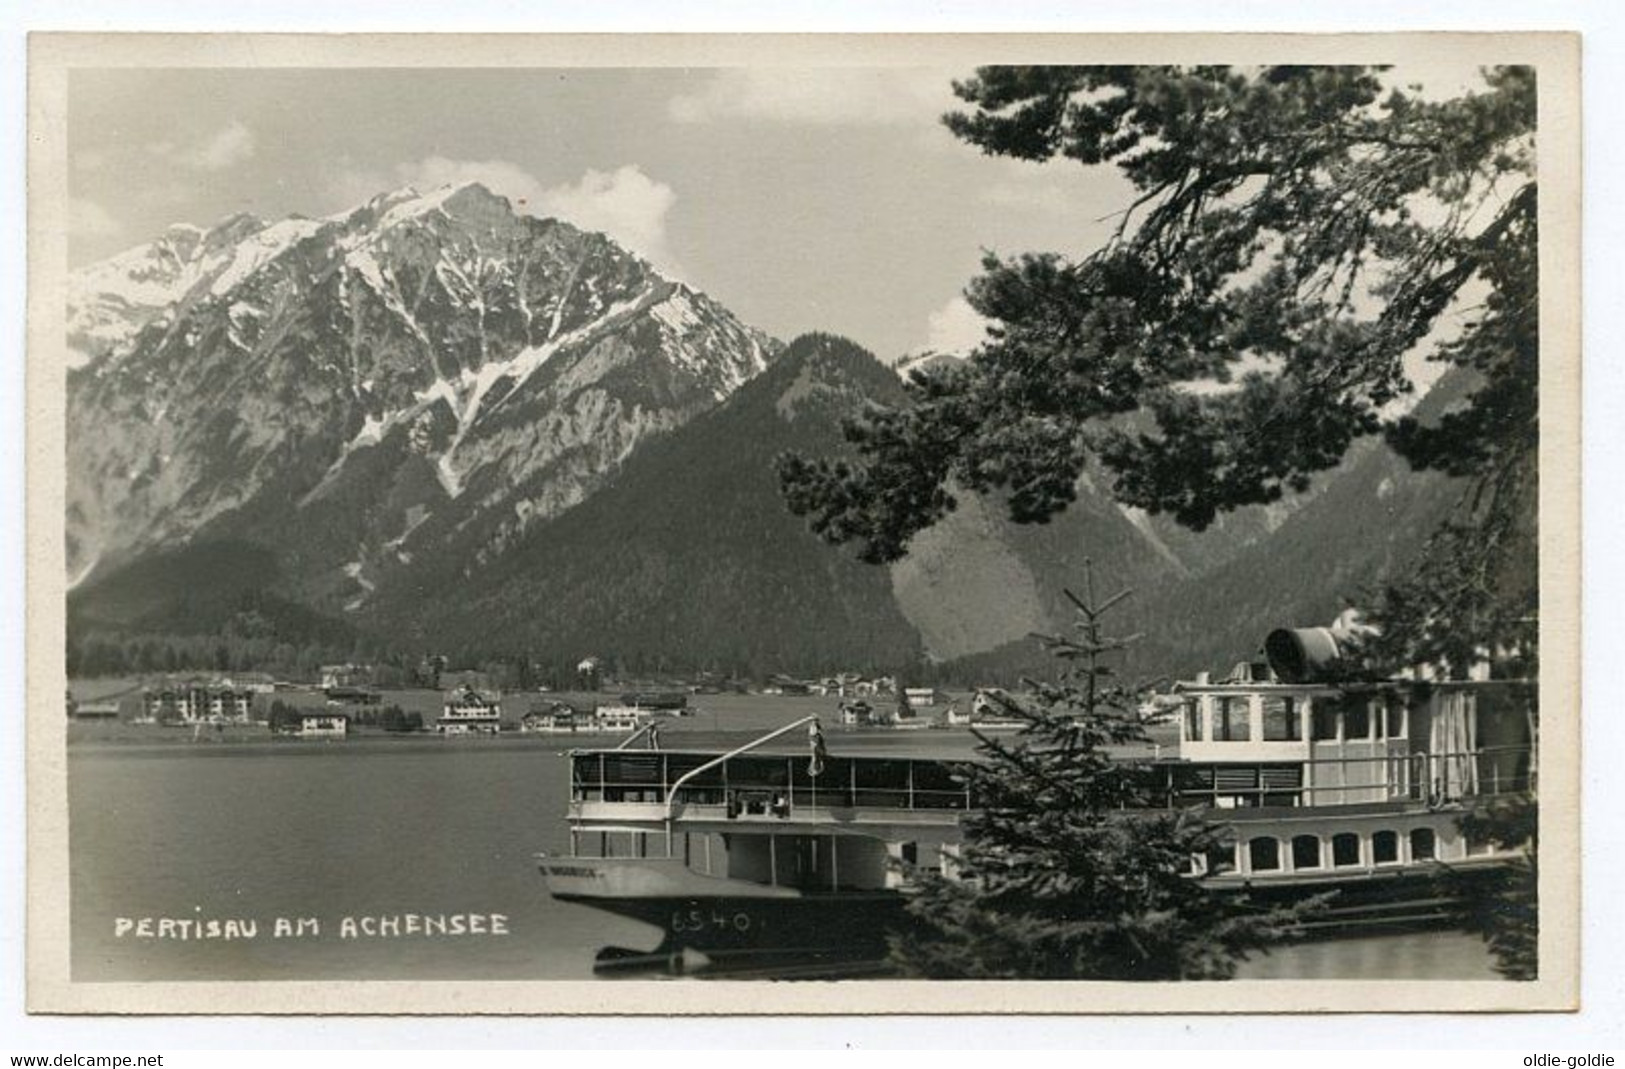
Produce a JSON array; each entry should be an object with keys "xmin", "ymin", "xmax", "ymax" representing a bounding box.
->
[
  {"xmin": 67, "ymin": 182, "xmax": 781, "ymax": 613},
  {"xmin": 67, "ymin": 191, "xmax": 1463, "ymax": 685}
]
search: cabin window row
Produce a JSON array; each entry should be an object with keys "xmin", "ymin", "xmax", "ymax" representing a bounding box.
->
[
  {"xmin": 1197, "ymin": 825, "xmax": 1502, "ymax": 876},
  {"xmin": 1183, "ymin": 695, "xmax": 1408, "ymax": 745}
]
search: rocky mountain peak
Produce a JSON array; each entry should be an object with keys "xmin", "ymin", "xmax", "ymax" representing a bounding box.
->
[{"xmin": 66, "ymin": 185, "xmax": 782, "ymax": 607}]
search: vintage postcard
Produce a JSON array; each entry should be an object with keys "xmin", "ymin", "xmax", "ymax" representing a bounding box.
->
[{"xmin": 26, "ymin": 32, "xmax": 1580, "ymax": 1014}]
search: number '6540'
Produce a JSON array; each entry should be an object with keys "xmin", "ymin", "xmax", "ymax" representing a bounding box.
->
[{"xmin": 670, "ymin": 908, "xmax": 753, "ymax": 933}]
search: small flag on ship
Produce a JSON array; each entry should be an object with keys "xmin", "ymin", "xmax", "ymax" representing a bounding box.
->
[{"xmin": 808, "ymin": 719, "xmax": 827, "ymax": 778}]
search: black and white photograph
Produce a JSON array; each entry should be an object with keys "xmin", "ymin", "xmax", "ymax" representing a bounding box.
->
[{"xmin": 25, "ymin": 32, "xmax": 1580, "ymax": 1014}]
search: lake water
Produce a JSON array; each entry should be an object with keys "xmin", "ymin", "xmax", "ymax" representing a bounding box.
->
[{"xmin": 68, "ymin": 728, "xmax": 1500, "ymax": 982}]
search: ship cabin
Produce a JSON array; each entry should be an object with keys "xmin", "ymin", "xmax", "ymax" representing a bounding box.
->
[
  {"xmin": 565, "ymin": 744, "xmax": 971, "ymax": 894},
  {"xmin": 1157, "ymin": 623, "xmax": 1536, "ymax": 888},
  {"xmin": 1169, "ymin": 653, "xmax": 1533, "ymax": 812}
]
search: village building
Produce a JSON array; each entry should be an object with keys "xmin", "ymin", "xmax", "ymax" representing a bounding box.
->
[
  {"xmin": 970, "ymin": 688, "xmax": 1011, "ymax": 718},
  {"xmin": 319, "ymin": 663, "xmax": 372, "ymax": 690},
  {"xmin": 298, "ymin": 711, "xmax": 349, "ymax": 738},
  {"xmin": 764, "ymin": 674, "xmax": 813, "ymax": 696},
  {"xmin": 141, "ymin": 685, "xmax": 253, "ymax": 724},
  {"xmin": 69, "ymin": 698, "xmax": 122, "ymax": 720},
  {"xmin": 205, "ymin": 689, "xmax": 254, "ymax": 721},
  {"xmin": 436, "ymin": 686, "xmax": 503, "ymax": 735},
  {"xmin": 851, "ymin": 676, "xmax": 896, "ymax": 697},
  {"xmin": 592, "ymin": 705, "xmax": 645, "ymax": 733},
  {"xmin": 141, "ymin": 688, "xmax": 195, "ymax": 723},
  {"xmin": 838, "ymin": 700, "xmax": 874, "ymax": 727},
  {"xmin": 904, "ymin": 687, "xmax": 945, "ymax": 710},
  {"xmin": 521, "ymin": 702, "xmax": 593, "ymax": 734},
  {"xmin": 223, "ymin": 672, "xmax": 278, "ymax": 694},
  {"xmin": 966, "ymin": 688, "xmax": 1029, "ymax": 727},
  {"xmin": 809, "ymin": 673, "xmax": 862, "ymax": 697}
]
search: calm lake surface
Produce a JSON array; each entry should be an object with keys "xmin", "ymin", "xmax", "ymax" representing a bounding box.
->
[{"xmin": 68, "ymin": 719, "xmax": 1500, "ymax": 982}]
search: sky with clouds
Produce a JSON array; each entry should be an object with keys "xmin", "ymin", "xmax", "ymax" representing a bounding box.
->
[
  {"xmin": 65, "ymin": 65, "xmax": 1143, "ymax": 361},
  {"xmin": 65, "ymin": 63, "xmax": 1492, "ymax": 362}
]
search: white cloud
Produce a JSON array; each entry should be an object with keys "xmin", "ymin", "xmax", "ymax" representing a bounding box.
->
[
  {"xmin": 150, "ymin": 120, "xmax": 256, "ymax": 171},
  {"xmin": 924, "ymin": 296, "xmax": 989, "ymax": 355},
  {"xmin": 536, "ymin": 165, "xmax": 678, "ymax": 273},
  {"xmin": 327, "ymin": 158, "xmax": 680, "ymax": 274},
  {"xmin": 670, "ymin": 68, "xmax": 953, "ymax": 127},
  {"xmin": 68, "ymin": 197, "xmax": 121, "ymax": 238},
  {"xmin": 190, "ymin": 121, "xmax": 256, "ymax": 170}
]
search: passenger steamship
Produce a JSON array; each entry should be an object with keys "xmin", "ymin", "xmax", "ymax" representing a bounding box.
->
[{"xmin": 537, "ymin": 622, "xmax": 1535, "ymax": 974}]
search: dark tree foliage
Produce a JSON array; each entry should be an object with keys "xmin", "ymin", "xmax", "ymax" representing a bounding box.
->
[
  {"xmin": 379, "ymin": 706, "xmax": 425, "ymax": 733},
  {"xmin": 266, "ymin": 700, "xmax": 303, "ymax": 735},
  {"xmin": 778, "ymin": 65, "xmax": 1538, "ymax": 672},
  {"xmin": 1456, "ymin": 795, "xmax": 1539, "ymax": 980},
  {"xmin": 888, "ymin": 570, "xmax": 1313, "ymax": 979},
  {"xmin": 1357, "ymin": 450, "xmax": 1538, "ymax": 679}
]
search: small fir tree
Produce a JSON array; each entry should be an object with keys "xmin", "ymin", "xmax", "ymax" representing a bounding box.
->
[{"xmin": 889, "ymin": 564, "xmax": 1313, "ymax": 980}]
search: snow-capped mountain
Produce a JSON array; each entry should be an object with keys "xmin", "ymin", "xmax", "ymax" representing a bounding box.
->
[
  {"xmin": 66, "ymin": 182, "xmax": 781, "ymax": 607},
  {"xmin": 66, "ymin": 215, "xmax": 267, "ymax": 370}
]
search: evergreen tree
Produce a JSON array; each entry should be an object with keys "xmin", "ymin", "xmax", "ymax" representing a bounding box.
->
[
  {"xmin": 889, "ymin": 566, "xmax": 1312, "ymax": 979},
  {"xmin": 266, "ymin": 700, "xmax": 301, "ymax": 735},
  {"xmin": 1456, "ymin": 794, "xmax": 1539, "ymax": 980}
]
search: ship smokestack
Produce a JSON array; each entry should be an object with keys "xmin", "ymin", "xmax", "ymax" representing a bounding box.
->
[
  {"xmin": 1264, "ymin": 609, "xmax": 1376, "ymax": 683},
  {"xmin": 1264, "ymin": 628, "xmax": 1342, "ymax": 683}
]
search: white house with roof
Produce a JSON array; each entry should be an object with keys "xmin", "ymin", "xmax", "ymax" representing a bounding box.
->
[
  {"xmin": 521, "ymin": 703, "xmax": 596, "ymax": 734},
  {"xmin": 592, "ymin": 705, "xmax": 646, "ymax": 733},
  {"xmin": 903, "ymin": 687, "xmax": 944, "ymax": 709},
  {"xmin": 299, "ymin": 711, "xmax": 349, "ymax": 738},
  {"xmin": 142, "ymin": 685, "xmax": 253, "ymax": 724},
  {"xmin": 437, "ymin": 686, "xmax": 503, "ymax": 735}
]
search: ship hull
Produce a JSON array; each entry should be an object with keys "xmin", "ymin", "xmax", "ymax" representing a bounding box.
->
[
  {"xmin": 539, "ymin": 855, "xmax": 910, "ymax": 971},
  {"xmin": 1218, "ymin": 858, "xmax": 1525, "ymax": 934},
  {"xmin": 541, "ymin": 853, "xmax": 1519, "ymax": 974},
  {"xmin": 560, "ymin": 890, "xmax": 910, "ymax": 968}
]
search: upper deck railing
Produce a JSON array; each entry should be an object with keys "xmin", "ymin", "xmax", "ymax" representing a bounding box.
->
[
  {"xmin": 568, "ymin": 743, "xmax": 1534, "ymax": 817},
  {"xmin": 571, "ymin": 750, "xmax": 973, "ymax": 812},
  {"xmin": 1163, "ymin": 744, "xmax": 1534, "ymax": 808}
]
